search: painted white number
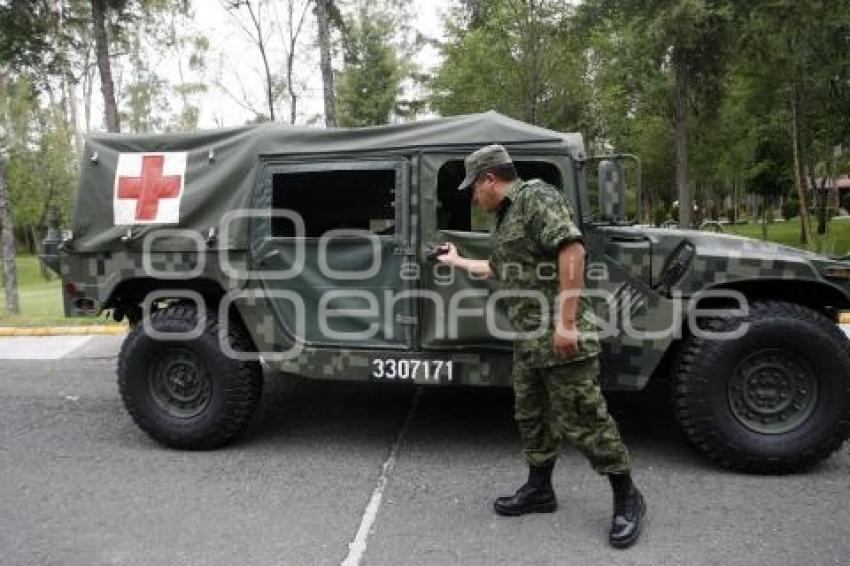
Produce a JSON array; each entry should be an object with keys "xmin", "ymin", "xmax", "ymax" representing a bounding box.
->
[{"xmin": 370, "ymin": 359, "xmax": 454, "ymax": 382}]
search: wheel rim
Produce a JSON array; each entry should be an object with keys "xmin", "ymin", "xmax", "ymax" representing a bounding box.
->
[
  {"xmin": 147, "ymin": 347, "xmax": 212, "ymax": 418},
  {"xmin": 727, "ymin": 348, "xmax": 818, "ymax": 434}
]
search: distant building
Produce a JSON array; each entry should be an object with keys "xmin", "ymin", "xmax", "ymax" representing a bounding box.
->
[{"xmin": 808, "ymin": 175, "xmax": 850, "ymax": 191}]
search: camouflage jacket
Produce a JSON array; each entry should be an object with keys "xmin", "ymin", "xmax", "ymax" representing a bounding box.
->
[{"xmin": 488, "ymin": 178, "xmax": 601, "ymax": 367}]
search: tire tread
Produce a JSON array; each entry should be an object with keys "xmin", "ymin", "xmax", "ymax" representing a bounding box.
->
[
  {"xmin": 117, "ymin": 305, "xmax": 262, "ymax": 449},
  {"xmin": 672, "ymin": 300, "xmax": 850, "ymax": 473}
]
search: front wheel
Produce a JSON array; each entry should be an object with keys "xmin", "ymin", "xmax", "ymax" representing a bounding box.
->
[
  {"xmin": 118, "ymin": 305, "xmax": 262, "ymax": 449},
  {"xmin": 673, "ymin": 300, "xmax": 850, "ymax": 472}
]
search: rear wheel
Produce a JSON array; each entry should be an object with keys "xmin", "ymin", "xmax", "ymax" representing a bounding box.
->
[
  {"xmin": 673, "ymin": 300, "xmax": 850, "ymax": 472},
  {"xmin": 118, "ymin": 304, "xmax": 262, "ymax": 449}
]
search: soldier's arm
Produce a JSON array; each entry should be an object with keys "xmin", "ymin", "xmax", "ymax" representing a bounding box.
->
[
  {"xmin": 528, "ymin": 186, "xmax": 585, "ymax": 355},
  {"xmin": 436, "ymin": 243, "xmax": 495, "ymax": 278},
  {"xmin": 557, "ymin": 241, "xmax": 586, "ymax": 327}
]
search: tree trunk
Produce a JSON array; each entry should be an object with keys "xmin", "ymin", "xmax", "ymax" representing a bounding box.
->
[
  {"xmin": 732, "ymin": 175, "xmax": 738, "ymax": 225},
  {"xmin": 287, "ymin": 48, "xmax": 297, "ymax": 125},
  {"xmin": 259, "ymin": 39, "xmax": 275, "ymax": 121},
  {"xmin": 791, "ymin": 87, "xmax": 813, "ymax": 244},
  {"xmin": 91, "ymin": 0, "xmax": 120, "ymax": 132},
  {"xmin": 0, "ymin": 166, "xmax": 20, "ymax": 315},
  {"xmin": 284, "ymin": 0, "xmax": 310, "ymax": 125},
  {"xmin": 52, "ymin": 0, "xmax": 80, "ymax": 153},
  {"xmin": 66, "ymin": 75, "xmax": 83, "ymax": 154},
  {"xmin": 316, "ymin": 0, "xmax": 337, "ymax": 127},
  {"xmin": 817, "ymin": 172, "xmax": 828, "ymax": 235},
  {"xmin": 673, "ymin": 50, "xmax": 692, "ymax": 229},
  {"xmin": 84, "ymin": 58, "xmax": 94, "ymax": 133},
  {"xmin": 243, "ymin": 1, "xmax": 275, "ymax": 122},
  {"xmin": 761, "ymin": 196, "xmax": 768, "ymax": 239}
]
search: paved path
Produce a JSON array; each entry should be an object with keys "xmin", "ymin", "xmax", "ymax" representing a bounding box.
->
[{"xmin": 0, "ymin": 336, "xmax": 848, "ymax": 565}]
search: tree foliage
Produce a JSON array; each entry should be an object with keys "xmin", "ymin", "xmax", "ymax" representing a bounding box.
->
[
  {"xmin": 431, "ymin": 0, "xmax": 850, "ymax": 240},
  {"xmin": 336, "ymin": 1, "xmax": 405, "ymax": 127},
  {"xmin": 431, "ymin": 0, "xmax": 586, "ymax": 130}
]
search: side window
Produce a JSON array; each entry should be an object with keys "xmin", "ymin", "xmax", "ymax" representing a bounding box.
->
[
  {"xmin": 271, "ymin": 168, "xmax": 396, "ymax": 237},
  {"xmin": 436, "ymin": 159, "xmax": 564, "ymax": 232}
]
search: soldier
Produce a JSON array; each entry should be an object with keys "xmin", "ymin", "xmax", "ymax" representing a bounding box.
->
[{"xmin": 437, "ymin": 144, "xmax": 646, "ymax": 548}]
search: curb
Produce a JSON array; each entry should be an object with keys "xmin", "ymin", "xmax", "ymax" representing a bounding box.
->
[{"xmin": 0, "ymin": 325, "xmax": 128, "ymax": 337}]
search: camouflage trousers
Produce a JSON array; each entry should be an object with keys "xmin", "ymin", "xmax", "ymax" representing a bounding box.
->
[{"xmin": 512, "ymin": 356, "xmax": 631, "ymax": 474}]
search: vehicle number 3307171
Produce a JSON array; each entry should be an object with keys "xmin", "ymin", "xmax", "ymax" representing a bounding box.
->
[{"xmin": 370, "ymin": 359, "xmax": 454, "ymax": 382}]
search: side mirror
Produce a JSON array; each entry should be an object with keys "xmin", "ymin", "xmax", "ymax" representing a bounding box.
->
[{"xmin": 598, "ymin": 159, "xmax": 626, "ymax": 221}]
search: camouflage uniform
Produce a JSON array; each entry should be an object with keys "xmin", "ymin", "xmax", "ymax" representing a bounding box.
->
[{"xmin": 488, "ymin": 177, "xmax": 631, "ymax": 474}]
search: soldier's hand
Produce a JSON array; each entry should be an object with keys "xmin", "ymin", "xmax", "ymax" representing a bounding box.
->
[
  {"xmin": 554, "ymin": 323, "xmax": 579, "ymax": 358},
  {"xmin": 435, "ymin": 242, "xmax": 459, "ymax": 265}
]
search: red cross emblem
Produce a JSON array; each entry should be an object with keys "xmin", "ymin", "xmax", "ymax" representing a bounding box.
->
[{"xmin": 116, "ymin": 155, "xmax": 183, "ymax": 221}]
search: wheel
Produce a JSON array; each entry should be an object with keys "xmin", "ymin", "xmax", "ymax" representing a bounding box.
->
[
  {"xmin": 118, "ymin": 304, "xmax": 262, "ymax": 449},
  {"xmin": 673, "ymin": 300, "xmax": 850, "ymax": 472}
]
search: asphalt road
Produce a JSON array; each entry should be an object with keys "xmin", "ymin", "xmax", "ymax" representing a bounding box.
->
[{"xmin": 1, "ymin": 336, "xmax": 848, "ymax": 566}]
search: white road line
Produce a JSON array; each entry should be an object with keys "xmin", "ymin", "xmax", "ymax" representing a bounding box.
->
[
  {"xmin": 341, "ymin": 387, "xmax": 422, "ymax": 566},
  {"xmin": 0, "ymin": 336, "xmax": 93, "ymax": 359}
]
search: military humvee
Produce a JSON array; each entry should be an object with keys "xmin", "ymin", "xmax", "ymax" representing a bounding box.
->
[{"xmin": 42, "ymin": 111, "xmax": 850, "ymax": 472}]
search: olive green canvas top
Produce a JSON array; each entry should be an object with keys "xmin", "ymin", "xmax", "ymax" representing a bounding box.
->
[{"xmin": 72, "ymin": 111, "xmax": 585, "ymax": 252}]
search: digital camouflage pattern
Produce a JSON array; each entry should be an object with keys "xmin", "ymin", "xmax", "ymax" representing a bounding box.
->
[
  {"xmin": 513, "ymin": 357, "xmax": 630, "ymax": 472},
  {"xmin": 484, "ymin": 174, "xmax": 628, "ymax": 471},
  {"xmin": 44, "ymin": 112, "xmax": 850, "ymax": 394},
  {"xmin": 489, "ymin": 178, "xmax": 601, "ymax": 367}
]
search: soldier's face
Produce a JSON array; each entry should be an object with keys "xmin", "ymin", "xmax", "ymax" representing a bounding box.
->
[{"xmin": 472, "ymin": 174, "xmax": 500, "ymax": 212}]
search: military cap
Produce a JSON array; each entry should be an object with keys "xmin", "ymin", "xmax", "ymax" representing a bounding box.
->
[{"xmin": 457, "ymin": 144, "xmax": 513, "ymax": 191}]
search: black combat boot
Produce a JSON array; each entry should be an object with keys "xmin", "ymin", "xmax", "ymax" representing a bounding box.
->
[
  {"xmin": 493, "ymin": 460, "xmax": 557, "ymax": 516},
  {"xmin": 607, "ymin": 473, "xmax": 646, "ymax": 548}
]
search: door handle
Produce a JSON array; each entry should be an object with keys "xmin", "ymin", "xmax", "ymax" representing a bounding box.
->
[{"xmin": 423, "ymin": 244, "xmax": 449, "ymax": 262}]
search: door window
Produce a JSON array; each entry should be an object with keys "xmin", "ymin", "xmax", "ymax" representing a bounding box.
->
[
  {"xmin": 436, "ymin": 159, "xmax": 565, "ymax": 233},
  {"xmin": 271, "ymin": 168, "xmax": 397, "ymax": 237}
]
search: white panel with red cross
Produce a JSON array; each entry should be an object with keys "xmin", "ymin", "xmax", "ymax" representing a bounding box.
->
[{"xmin": 113, "ymin": 152, "xmax": 187, "ymax": 225}]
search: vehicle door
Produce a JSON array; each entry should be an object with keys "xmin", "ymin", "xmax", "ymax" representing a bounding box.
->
[
  {"xmin": 249, "ymin": 157, "xmax": 415, "ymax": 351},
  {"xmin": 417, "ymin": 151, "xmax": 577, "ymax": 352}
]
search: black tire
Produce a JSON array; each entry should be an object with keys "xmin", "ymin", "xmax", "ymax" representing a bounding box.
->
[
  {"xmin": 673, "ymin": 300, "xmax": 850, "ymax": 473},
  {"xmin": 118, "ymin": 304, "xmax": 262, "ymax": 449}
]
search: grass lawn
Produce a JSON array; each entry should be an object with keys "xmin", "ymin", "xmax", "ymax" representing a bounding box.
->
[
  {"xmin": 726, "ymin": 217, "xmax": 850, "ymax": 258},
  {"xmin": 0, "ymin": 255, "xmax": 121, "ymax": 327}
]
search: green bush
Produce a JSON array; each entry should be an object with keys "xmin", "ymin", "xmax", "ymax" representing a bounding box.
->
[
  {"xmin": 725, "ymin": 207, "xmax": 738, "ymax": 222},
  {"xmin": 653, "ymin": 205, "xmax": 669, "ymax": 227},
  {"xmin": 782, "ymin": 198, "xmax": 800, "ymax": 220}
]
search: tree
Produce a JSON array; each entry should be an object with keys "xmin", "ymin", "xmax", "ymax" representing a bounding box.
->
[
  {"xmin": 225, "ymin": 0, "xmax": 278, "ymax": 121},
  {"xmin": 0, "ymin": 155, "xmax": 18, "ymax": 314},
  {"xmin": 0, "ymin": 75, "xmax": 27, "ymax": 315},
  {"xmin": 728, "ymin": 0, "xmax": 850, "ymax": 244},
  {"xmin": 123, "ymin": 26, "xmax": 170, "ymax": 132},
  {"xmin": 336, "ymin": 3, "xmax": 404, "ymax": 126},
  {"xmin": 431, "ymin": 0, "xmax": 586, "ymax": 131},
  {"xmin": 0, "ymin": 0, "xmax": 57, "ymax": 314},
  {"xmin": 90, "ymin": 0, "xmax": 121, "ymax": 132},
  {"xmin": 166, "ymin": 13, "xmax": 210, "ymax": 132},
  {"xmin": 579, "ymin": 0, "xmax": 734, "ymax": 229},
  {"xmin": 0, "ymin": 0, "xmax": 54, "ymax": 74},
  {"xmin": 281, "ymin": 0, "xmax": 312, "ymax": 125},
  {"xmin": 315, "ymin": 0, "xmax": 342, "ymax": 127},
  {"xmin": 747, "ymin": 134, "xmax": 793, "ymax": 236}
]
